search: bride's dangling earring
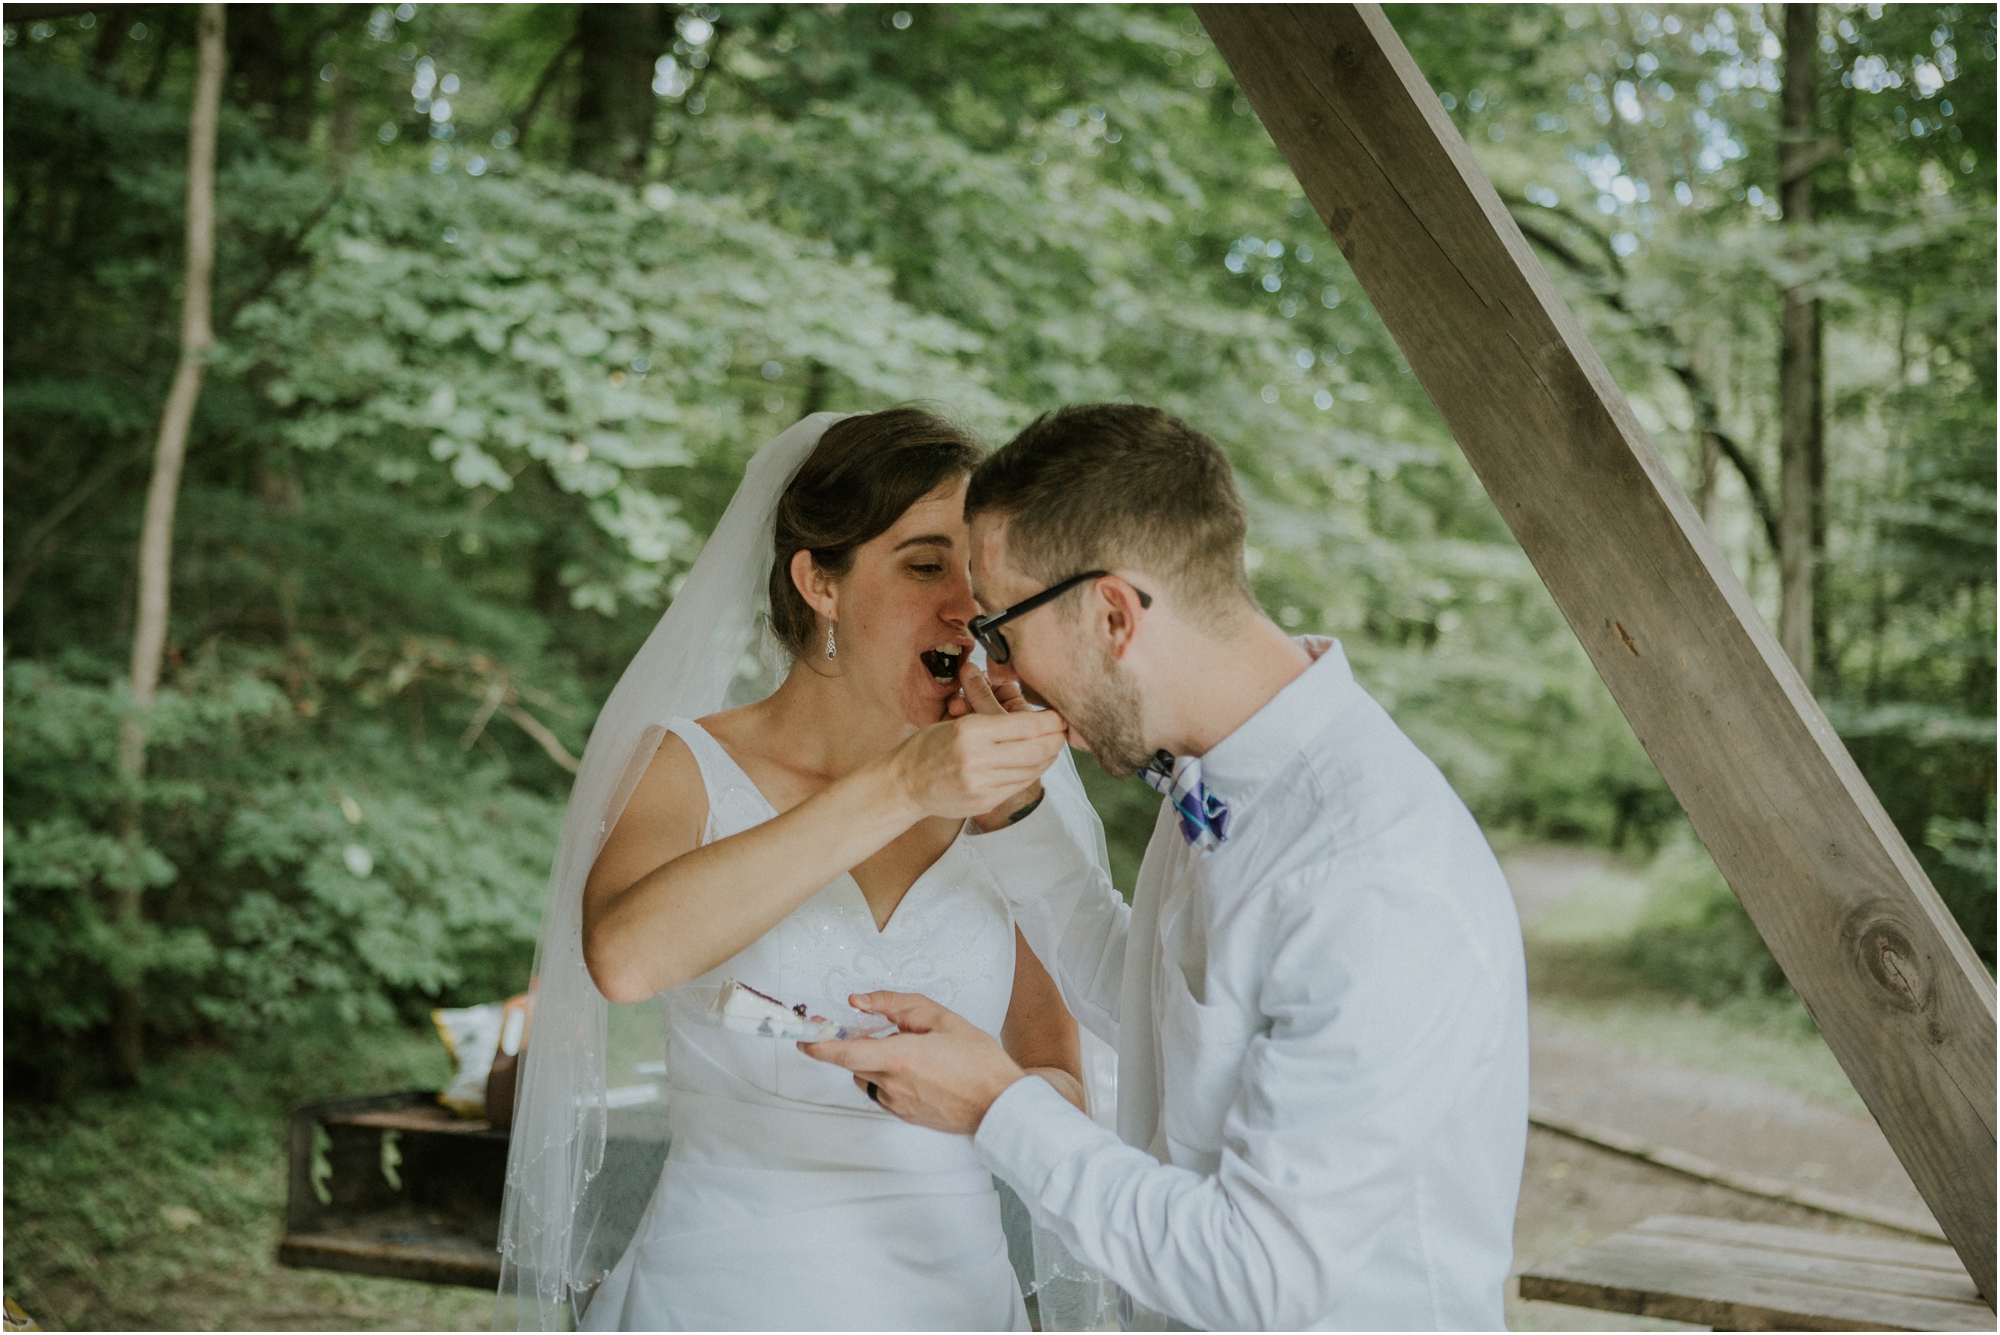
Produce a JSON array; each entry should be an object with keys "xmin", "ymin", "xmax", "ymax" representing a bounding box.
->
[{"xmin": 825, "ymin": 621, "xmax": 837, "ymax": 660}]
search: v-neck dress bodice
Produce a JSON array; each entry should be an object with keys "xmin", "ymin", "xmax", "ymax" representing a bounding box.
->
[{"xmin": 580, "ymin": 718, "xmax": 1025, "ymax": 1331}]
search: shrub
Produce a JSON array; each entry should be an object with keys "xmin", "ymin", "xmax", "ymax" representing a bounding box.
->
[
  {"xmin": 4, "ymin": 657, "xmax": 558, "ymax": 1092},
  {"xmin": 1627, "ymin": 826, "xmax": 1789, "ymax": 1007}
]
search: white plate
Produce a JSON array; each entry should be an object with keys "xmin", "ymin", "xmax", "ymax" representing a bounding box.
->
[
  {"xmin": 705, "ymin": 1009, "xmax": 895, "ymax": 1042},
  {"xmin": 691, "ymin": 985, "xmax": 895, "ymax": 1042}
]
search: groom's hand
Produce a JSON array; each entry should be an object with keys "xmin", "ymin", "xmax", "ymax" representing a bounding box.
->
[{"xmin": 799, "ymin": 991, "xmax": 1025, "ymax": 1136}]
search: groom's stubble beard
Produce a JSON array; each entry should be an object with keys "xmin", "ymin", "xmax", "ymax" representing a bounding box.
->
[{"xmin": 1066, "ymin": 642, "xmax": 1153, "ymax": 780}]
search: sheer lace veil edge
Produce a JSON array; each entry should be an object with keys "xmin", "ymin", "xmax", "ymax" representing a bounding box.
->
[{"xmin": 495, "ymin": 413, "xmax": 844, "ymax": 1330}]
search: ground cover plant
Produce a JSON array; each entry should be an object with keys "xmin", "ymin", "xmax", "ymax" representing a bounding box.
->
[{"xmin": 2, "ymin": 1024, "xmax": 491, "ymax": 1331}]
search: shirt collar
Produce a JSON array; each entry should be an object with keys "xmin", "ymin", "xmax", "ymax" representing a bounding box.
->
[{"xmin": 1193, "ymin": 636, "xmax": 1357, "ymax": 809}]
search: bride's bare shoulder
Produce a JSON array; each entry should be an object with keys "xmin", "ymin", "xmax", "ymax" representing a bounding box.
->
[
  {"xmin": 588, "ymin": 730, "xmax": 707, "ymax": 902},
  {"xmin": 635, "ymin": 725, "xmax": 703, "ymax": 801}
]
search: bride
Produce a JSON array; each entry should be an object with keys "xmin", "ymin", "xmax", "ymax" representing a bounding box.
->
[{"xmin": 496, "ymin": 409, "xmax": 1114, "ymax": 1331}]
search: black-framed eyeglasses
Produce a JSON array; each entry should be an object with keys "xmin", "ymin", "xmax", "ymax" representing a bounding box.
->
[{"xmin": 969, "ymin": 571, "xmax": 1152, "ymax": 665}]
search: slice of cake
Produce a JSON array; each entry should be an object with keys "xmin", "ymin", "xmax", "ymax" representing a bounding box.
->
[{"xmin": 709, "ymin": 979, "xmax": 838, "ymax": 1040}]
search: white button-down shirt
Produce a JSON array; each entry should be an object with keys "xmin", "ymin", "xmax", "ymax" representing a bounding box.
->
[{"xmin": 972, "ymin": 638, "xmax": 1528, "ymax": 1331}]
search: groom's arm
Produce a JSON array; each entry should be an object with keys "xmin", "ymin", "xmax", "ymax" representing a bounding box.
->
[
  {"xmin": 972, "ymin": 865, "xmax": 1524, "ymax": 1332},
  {"xmin": 967, "ymin": 788, "xmax": 1130, "ymax": 1046}
]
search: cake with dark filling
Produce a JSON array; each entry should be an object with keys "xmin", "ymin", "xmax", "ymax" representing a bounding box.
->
[{"xmin": 710, "ymin": 978, "xmax": 838, "ymax": 1039}]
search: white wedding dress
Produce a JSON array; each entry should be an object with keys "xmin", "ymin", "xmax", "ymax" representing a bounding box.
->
[{"xmin": 579, "ymin": 718, "xmax": 1031, "ymax": 1332}]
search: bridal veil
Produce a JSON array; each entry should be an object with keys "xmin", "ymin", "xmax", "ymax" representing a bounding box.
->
[{"xmin": 496, "ymin": 413, "xmax": 1116, "ymax": 1331}]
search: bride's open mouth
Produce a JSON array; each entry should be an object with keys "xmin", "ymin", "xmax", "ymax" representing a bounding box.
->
[{"xmin": 919, "ymin": 644, "xmax": 965, "ymax": 685}]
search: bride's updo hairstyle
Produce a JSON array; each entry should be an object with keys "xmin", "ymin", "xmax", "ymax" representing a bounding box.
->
[{"xmin": 767, "ymin": 407, "xmax": 983, "ymax": 660}]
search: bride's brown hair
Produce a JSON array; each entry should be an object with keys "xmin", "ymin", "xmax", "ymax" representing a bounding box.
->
[{"xmin": 768, "ymin": 407, "xmax": 983, "ymax": 660}]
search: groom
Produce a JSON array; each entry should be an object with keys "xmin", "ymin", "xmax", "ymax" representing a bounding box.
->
[{"xmin": 808, "ymin": 404, "xmax": 1529, "ymax": 1331}]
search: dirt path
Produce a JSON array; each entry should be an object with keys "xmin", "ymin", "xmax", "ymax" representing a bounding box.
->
[
  {"xmin": 1527, "ymin": 1013, "xmax": 1935, "ymax": 1226},
  {"xmin": 1500, "ymin": 845, "xmax": 1942, "ymax": 1331}
]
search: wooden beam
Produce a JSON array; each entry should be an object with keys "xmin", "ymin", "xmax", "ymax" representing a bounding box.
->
[{"xmin": 1197, "ymin": 4, "xmax": 1996, "ymax": 1300}]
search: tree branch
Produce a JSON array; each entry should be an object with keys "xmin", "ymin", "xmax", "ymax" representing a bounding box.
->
[
  {"xmin": 1703, "ymin": 425, "xmax": 1783, "ymax": 555},
  {"xmin": 513, "ymin": 30, "xmax": 581, "ymax": 152},
  {"xmin": 501, "ymin": 702, "xmax": 580, "ymax": 773},
  {"xmin": 459, "ymin": 676, "xmax": 509, "ymax": 751},
  {"xmin": 1778, "ymin": 131, "xmax": 1846, "ymax": 185},
  {"xmin": 221, "ymin": 177, "xmax": 347, "ymax": 331},
  {"xmin": 4, "ymin": 438, "xmax": 150, "ymax": 616},
  {"xmin": 458, "ymin": 677, "xmax": 577, "ymax": 771},
  {"xmin": 1511, "ymin": 203, "xmax": 1782, "ymax": 554}
]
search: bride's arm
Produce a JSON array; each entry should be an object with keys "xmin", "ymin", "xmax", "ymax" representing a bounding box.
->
[
  {"xmin": 584, "ymin": 713, "xmax": 1066, "ymax": 1004},
  {"xmin": 1000, "ymin": 927, "xmax": 1086, "ymax": 1113}
]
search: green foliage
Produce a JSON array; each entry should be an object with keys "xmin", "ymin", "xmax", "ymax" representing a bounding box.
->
[
  {"xmin": 231, "ymin": 162, "xmax": 1015, "ymax": 613},
  {"xmin": 4, "ymin": 653, "xmax": 562, "ymax": 1087},
  {"xmin": 1925, "ymin": 809, "xmax": 1998, "ymax": 952}
]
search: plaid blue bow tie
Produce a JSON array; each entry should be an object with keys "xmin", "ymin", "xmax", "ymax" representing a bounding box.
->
[{"xmin": 1143, "ymin": 751, "xmax": 1231, "ymax": 851}]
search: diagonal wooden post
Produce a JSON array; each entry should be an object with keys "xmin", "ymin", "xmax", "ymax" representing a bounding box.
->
[{"xmin": 1197, "ymin": 3, "xmax": 1995, "ymax": 1301}]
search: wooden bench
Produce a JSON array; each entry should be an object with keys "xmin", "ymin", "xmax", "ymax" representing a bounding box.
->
[{"xmin": 1518, "ymin": 1214, "xmax": 1992, "ymax": 1331}]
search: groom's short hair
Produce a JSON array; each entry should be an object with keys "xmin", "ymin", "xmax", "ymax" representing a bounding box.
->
[{"xmin": 966, "ymin": 404, "xmax": 1254, "ymax": 624}]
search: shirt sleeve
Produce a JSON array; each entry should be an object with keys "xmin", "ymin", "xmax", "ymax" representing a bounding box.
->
[
  {"xmin": 967, "ymin": 797, "xmax": 1129, "ymax": 1046},
  {"xmin": 975, "ymin": 863, "xmax": 1517, "ymax": 1332}
]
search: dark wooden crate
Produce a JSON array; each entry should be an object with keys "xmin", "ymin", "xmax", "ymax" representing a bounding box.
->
[
  {"xmin": 280, "ymin": 1090, "xmax": 511, "ymax": 1289},
  {"xmin": 281, "ymin": 1090, "xmax": 675, "ymax": 1291}
]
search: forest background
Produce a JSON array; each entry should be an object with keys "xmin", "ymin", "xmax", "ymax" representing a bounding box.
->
[{"xmin": 3, "ymin": 2, "xmax": 1993, "ymax": 1326}]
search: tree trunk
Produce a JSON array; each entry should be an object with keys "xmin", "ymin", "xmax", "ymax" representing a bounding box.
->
[
  {"xmin": 227, "ymin": 4, "xmax": 310, "ymax": 141},
  {"xmin": 1778, "ymin": 3, "xmax": 1824, "ymax": 681},
  {"xmin": 570, "ymin": 4, "xmax": 665, "ymax": 179},
  {"xmin": 801, "ymin": 359, "xmax": 831, "ymax": 417},
  {"xmin": 328, "ymin": 64, "xmax": 357, "ymax": 158},
  {"xmin": 112, "ymin": 1, "xmax": 225, "ymax": 1081},
  {"xmin": 89, "ymin": 5, "xmax": 130, "ymax": 81}
]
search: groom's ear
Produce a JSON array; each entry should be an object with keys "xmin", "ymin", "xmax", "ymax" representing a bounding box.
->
[
  {"xmin": 1098, "ymin": 576, "xmax": 1150, "ymax": 661},
  {"xmin": 791, "ymin": 549, "xmax": 839, "ymax": 622}
]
